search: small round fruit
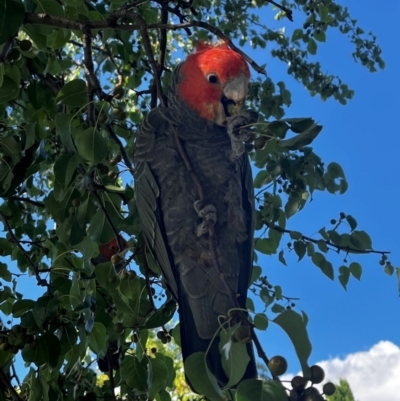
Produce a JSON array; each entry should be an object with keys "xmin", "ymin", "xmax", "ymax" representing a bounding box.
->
[
  {"xmin": 19, "ymin": 40, "xmax": 33, "ymax": 52},
  {"xmin": 291, "ymin": 375, "xmax": 308, "ymax": 392},
  {"xmin": 268, "ymin": 355, "xmax": 288, "ymax": 376},
  {"xmin": 10, "ymin": 345, "xmax": 19, "ymax": 354},
  {"xmin": 323, "ymin": 382, "xmax": 336, "ymax": 396},
  {"xmin": 113, "ymin": 86, "xmax": 125, "ymax": 99},
  {"xmin": 114, "ymin": 323, "xmax": 124, "ymax": 334},
  {"xmin": 310, "ymin": 365, "xmax": 325, "ymax": 384},
  {"xmin": 116, "ymin": 111, "xmax": 127, "ymax": 121},
  {"xmin": 232, "ymin": 325, "xmax": 251, "ymax": 343},
  {"xmin": 112, "ymin": 108, "xmax": 122, "ymax": 117},
  {"xmin": 71, "ymin": 198, "xmax": 80, "ymax": 207},
  {"xmin": 108, "ymin": 171, "xmax": 118, "ymax": 179},
  {"xmin": 254, "ymin": 136, "xmax": 267, "ymax": 150},
  {"xmin": 151, "ymin": 347, "xmax": 157, "ymax": 354},
  {"xmin": 111, "ymin": 254, "xmax": 122, "ymax": 265},
  {"xmin": 11, "ymin": 325, "xmax": 23, "ymax": 335},
  {"xmin": 304, "ymin": 387, "xmax": 320, "ymax": 397},
  {"xmin": 156, "ymin": 331, "xmax": 165, "ymax": 340},
  {"xmin": 0, "ymin": 342, "xmax": 11, "ymax": 352},
  {"xmin": 128, "ymin": 271, "xmax": 137, "ymax": 279},
  {"xmin": 120, "ymin": 270, "xmax": 129, "ymax": 280},
  {"xmin": 8, "ymin": 49, "xmax": 21, "ymax": 61}
]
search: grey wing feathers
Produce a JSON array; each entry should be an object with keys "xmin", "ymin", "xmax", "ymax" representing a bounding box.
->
[{"xmin": 134, "ymin": 116, "xmax": 179, "ymax": 299}]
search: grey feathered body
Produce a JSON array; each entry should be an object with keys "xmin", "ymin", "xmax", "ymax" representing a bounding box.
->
[{"xmin": 134, "ymin": 66, "xmax": 257, "ymax": 385}]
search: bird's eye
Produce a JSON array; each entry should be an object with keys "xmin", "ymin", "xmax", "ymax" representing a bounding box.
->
[{"xmin": 207, "ymin": 74, "xmax": 218, "ymax": 84}]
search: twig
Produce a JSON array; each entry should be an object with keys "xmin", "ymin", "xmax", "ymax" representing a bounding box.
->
[
  {"xmin": 0, "ymin": 368, "xmax": 23, "ymax": 401},
  {"xmin": 0, "ymin": 212, "xmax": 48, "ymax": 288},
  {"xmin": 8, "ymin": 196, "xmax": 45, "ymax": 208},
  {"xmin": 266, "ymin": 0, "xmax": 293, "ymax": 21},
  {"xmin": 82, "ymin": 25, "xmax": 113, "ymax": 106},
  {"xmin": 268, "ymin": 223, "xmax": 390, "ymax": 256},
  {"xmin": 105, "ymin": 124, "xmax": 134, "ymax": 178},
  {"xmin": 251, "ymin": 327, "xmax": 270, "ymax": 365},
  {"xmin": 91, "ymin": 191, "xmax": 125, "ymax": 253},
  {"xmin": 151, "ymin": 21, "xmax": 266, "ymax": 75},
  {"xmin": 25, "ymin": 12, "xmax": 264, "ymax": 76}
]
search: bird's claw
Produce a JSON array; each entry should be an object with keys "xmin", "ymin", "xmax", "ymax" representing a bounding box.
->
[
  {"xmin": 227, "ymin": 110, "xmax": 259, "ymax": 157},
  {"xmin": 193, "ymin": 200, "xmax": 217, "ymax": 237}
]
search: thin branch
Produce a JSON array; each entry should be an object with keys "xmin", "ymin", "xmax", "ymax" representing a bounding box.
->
[
  {"xmin": 8, "ymin": 196, "xmax": 45, "ymax": 208},
  {"xmin": 105, "ymin": 124, "xmax": 134, "ymax": 178},
  {"xmin": 268, "ymin": 223, "xmax": 390, "ymax": 256},
  {"xmin": 0, "ymin": 368, "xmax": 23, "ymax": 401},
  {"xmin": 25, "ymin": 13, "xmax": 265, "ymax": 76},
  {"xmin": 150, "ymin": 21, "xmax": 266, "ymax": 75},
  {"xmin": 0, "ymin": 212, "xmax": 48, "ymax": 288},
  {"xmin": 266, "ymin": 0, "xmax": 293, "ymax": 21}
]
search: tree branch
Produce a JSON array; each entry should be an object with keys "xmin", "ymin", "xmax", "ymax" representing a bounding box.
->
[
  {"xmin": 0, "ymin": 212, "xmax": 48, "ymax": 288},
  {"xmin": 0, "ymin": 368, "xmax": 23, "ymax": 401},
  {"xmin": 8, "ymin": 196, "xmax": 45, "ymax": 208},
  {"xmin": 266, "ymin": 0, "xmax": 293, "ymax": 21},
  {"xmin": 268, "ymin": 223, "xmax": 390, "ymax": 256}
]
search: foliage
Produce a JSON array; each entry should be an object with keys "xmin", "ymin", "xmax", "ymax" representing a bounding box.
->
[
  {"xmin": 326, "ymin": 379, "xmax": 356, "ymax": 401},
  {"xmin": 0, "ymin": 0, "xmax": 395, "ymax": 400}
]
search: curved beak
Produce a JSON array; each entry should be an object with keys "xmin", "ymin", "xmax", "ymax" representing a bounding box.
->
[
  {"xmin": 223, "ymin": 74, "xmax": 248, "ymax": 110},
  {"xmin": 214, "ymin": 74, "xmax": 249, "ymax": 126}
]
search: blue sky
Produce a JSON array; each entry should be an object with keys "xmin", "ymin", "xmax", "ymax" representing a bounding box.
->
[{"xmin": 246, "ymin": 0, "xmax": 400, "ymax": 385}]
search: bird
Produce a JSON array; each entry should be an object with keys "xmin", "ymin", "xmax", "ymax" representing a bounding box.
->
[{"xmin": 134, "ymin": 41, "xmax": 258, "ymax": 390}]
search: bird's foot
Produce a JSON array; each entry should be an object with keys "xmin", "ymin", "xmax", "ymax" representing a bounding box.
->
[
  {"xmin": 227, "ymin": 110, "xmax": 259, "ymax": 157},
  {"xmin": 193, "ymin": 200, "xmax": 217, "ymax": 237}
]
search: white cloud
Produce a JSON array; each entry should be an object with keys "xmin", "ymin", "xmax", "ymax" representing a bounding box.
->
[{"xmin": 284, "ymin": 341, "xmax": 400, "ymax": 401}]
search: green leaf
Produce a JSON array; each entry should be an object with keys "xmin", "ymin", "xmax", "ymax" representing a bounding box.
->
[
  {"xmin": 314, "ymin": 30, "xmax": 326, "ymax": 42},
  {"xmin": 119, "ymin": 275, "xmax": 141, "ymax": 301},
  {"xmin": 278, "ymin": 123, "xmax": 322, "ymax": 150},
  {"xmin": 349, "ymin": 262, "xmax": 362, "ymax": 280},
  {"xmin": 278, "ymin": 250, "xmax": 286, "ymax": 266},
  {"xmin": 219, "ymin": 326, "xmax": 250, "ymax": 387},
  {"xmin": 317, "ymin": 239, "xmax": 328, "ymax": 252},
  {"xmin": 12, "ymin": 299, "xmax": 35, "ymax": 317},
  {"xmin": 307, "ymin": 38, "xmax": 318, "ymax": 55},
  {"xmin": 88, "ymin": 322, "xmax": 106, "ymax": 355},
  {"xmin": 338, "ymin": 266, "xmax": 350, "ymax": 290},
  {"xmin": 291, "ymin": 29, "xmax": 303, "ymax": 42},
  {"xmin": 254, "ymin": 238, "xmax": 277, "ymax": 255},
  {"xmin": 75, "ymin": 128, "xmax": 108, "ymax": 164},
  {"xmin": 294, "ymin": 241, "xmax": 306, "ymax": 261},
  {"xmin": 55, "ymin": 113, "xmax": 76, "ymax": 151},
  {"xmin": 350, "ymin": 230, "xmax": 372, "ymax": 250},
  {"xmin": 95, "ymin": 262, "xmax": 119, "ymax": 290},
  {"xmin": 254, "ymin": 313, "xmax": 268, "ymax": 331},
  {"xmin": 253, "ymin": 170, "xmax": 270, "ymax": 188},
  {"xmin": 236, "ymin": 379, "xmax": 287, "ymax": 401},
  {"xmin": 346, "ymin": 215, "xmax": 357, "ymax": 231},
  {"xmin": 285, "ymin": 198, "xmax": 299, "ymax": 218},
  {"xmin": 120, "ymin": 355, "xmax": 148, "ymax": 391},
  {"xmin": 58, "ymin": 323, "xmax": 78, "ymax": 356},
  {"xmin": 289, "ymin": 231, "xmax": 302, "ymax": 240},
  {"xmin": 0, "ymin": 76, "xmax": 19, "ymax": 104},
  {"xmin": 273, "ymin": 310, "xmax": 311, "ymax": 375},
  {"xmin": 384, "ymin": 262, "xmax": 394, "ymax": 276},
  {"xmin": 249, "ymin": 265, "xmax": 262, "ymax": 285},
  {"xmin": 148, "ymin": 357, "xmax": 169, "ymax": 399},
  {"xmin": 185, "ymin": 353, "xmax": 224, "ymax": 401},
  {"xmin": 56, "ymin": 79, "xmax": 87, "ymax": 107},
  {"xmin": 0, "ymin": 0, "xmax": 25, "ymax": 45}
]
